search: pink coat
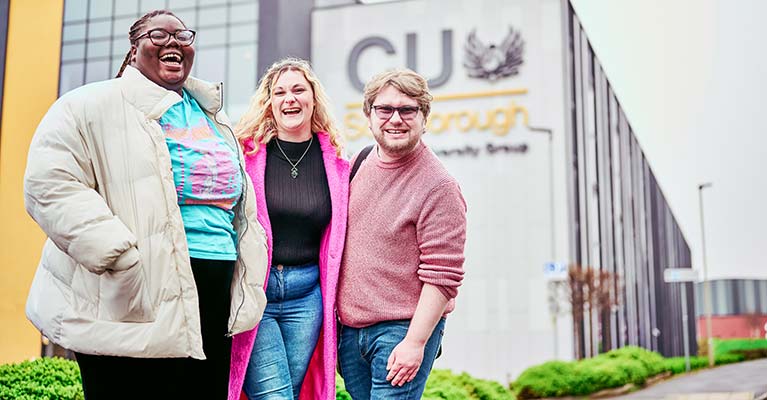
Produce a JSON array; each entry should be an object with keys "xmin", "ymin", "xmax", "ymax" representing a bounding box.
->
[{"xmin": 229, "ymin": 131, "xmax": 349, "ymax": 400}]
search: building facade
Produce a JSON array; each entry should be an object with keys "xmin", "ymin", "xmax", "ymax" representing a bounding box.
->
[
  {"xmin": 1, "ymin": 0, "xmax": 693, "ymax": 383},
  {"xmin": 696, "ymin": 279, "xmax": 767, "ymax": 339},
  {"xmin": 565, "ymin": 2, "xmax": 696, "ymax": 359}
]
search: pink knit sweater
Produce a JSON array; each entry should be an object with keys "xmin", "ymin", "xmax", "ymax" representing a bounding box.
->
[
  {"xmin": 229, "ymin": 131, "xmax": 349, "ymax": 400},
  {"xmin": 337, "ymin": 141, "xmax": 467, "ymax": 328}
]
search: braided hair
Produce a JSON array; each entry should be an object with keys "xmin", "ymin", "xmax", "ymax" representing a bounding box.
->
[{"xmin": 115, "ymin": 10, "xmax": 184, "ymax": 78}]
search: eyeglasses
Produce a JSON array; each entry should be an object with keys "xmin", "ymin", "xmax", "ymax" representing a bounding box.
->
[
  {"xmin": 135, "ymin": 29, "xmax": 196, "ymax": 46},
  {"xmin": 371, "ymin": 105, "xmax": 421, "ymax": 120}
]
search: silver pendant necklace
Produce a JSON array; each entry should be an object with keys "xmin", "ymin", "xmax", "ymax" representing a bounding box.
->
[{"xmin": 275, "ymin": 135, "xmax": 313, "ymax": 179}]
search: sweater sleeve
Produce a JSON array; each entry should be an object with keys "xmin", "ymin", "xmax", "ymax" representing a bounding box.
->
[
  {"xmin": 23, "ymin": 99, "xmax": 138, "ymax": 274},
  {"xmin": 415, "ymin": 180, "xmax": 467, "ymax": 299}
]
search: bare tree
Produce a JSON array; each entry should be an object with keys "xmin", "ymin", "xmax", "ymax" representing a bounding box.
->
[
  {"xmin": 568, "ymin": 264, "xmax": 621, "ymax": 358},
  {"xmin": 569, "ymin": 264, "xmax": 586, "ymax": 359}
]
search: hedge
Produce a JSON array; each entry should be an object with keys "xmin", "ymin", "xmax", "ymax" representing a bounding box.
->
[
  {"xmin": 337, "ymin": 369, "xmax": 514, "ymax": 400},
  {"xmin": 512, "ymin": 346, "xmax": 748, "ymax": 399},
  {"xmin": 4, "ymin": 357, "xmax": 511, "ymax": 400},
  {"xmin": 0, "ymin": 357, "xmax": 84, "ymax": 400},
  {"xmin": 662, "ymin": 353, "xmax": 744, "ymax": 374},
  {"xmin": 513, "ymin": 347, "xmax": 666, "ymax": 399},
  {"xmin": 5, "ymin": 343, "xmax": 761, "ymax": 400},
  {"xmin": 714, "ymin": 338, "xmax": 767, "ymax": 356}
]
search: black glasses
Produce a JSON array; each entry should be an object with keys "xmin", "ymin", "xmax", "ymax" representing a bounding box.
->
[
  {"xmin": 135, "ymin": 29, "xmax": 196, "ymax": 46},
  {"xmin": 371, "ymin": 105, "xmax": 421, "ymax": 120}
]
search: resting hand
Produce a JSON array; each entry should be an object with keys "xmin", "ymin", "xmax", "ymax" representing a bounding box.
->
[{"xmin": 386, "ymin": 338, "xmax": 424, "ymax": 386}]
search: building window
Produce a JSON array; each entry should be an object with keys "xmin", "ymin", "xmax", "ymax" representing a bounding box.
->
[{"xmin": 60, "ymin": 0, "xmax": 258, "ymax": 121}]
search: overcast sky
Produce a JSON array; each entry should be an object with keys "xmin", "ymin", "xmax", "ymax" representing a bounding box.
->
[{"xmin": 569, "ymin": 0, "xmax": 766, "ymax": 280}]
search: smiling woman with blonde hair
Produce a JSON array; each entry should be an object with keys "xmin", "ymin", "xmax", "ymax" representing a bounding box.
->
[
  {"xmin": 235, "ymin": 58, "xmax": 343, "ymax": 156},
  {"xmin": 229, "ymin": 58, "xmax": 349, "ymax": 400}
]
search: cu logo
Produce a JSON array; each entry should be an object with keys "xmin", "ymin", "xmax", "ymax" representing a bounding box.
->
[{"xmin": 346, "ymin": 30, "xmax": 454, "ymax": 92}]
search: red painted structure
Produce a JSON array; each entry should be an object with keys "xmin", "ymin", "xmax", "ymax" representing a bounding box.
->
[{"xmin": 697, "ymin": 315, "xmax": 767, "ymax": 339}]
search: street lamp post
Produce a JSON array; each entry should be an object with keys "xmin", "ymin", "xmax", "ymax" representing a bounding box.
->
[{"xmin": 698, "ymin": 182, "xmax": 714, "ymax": 367}]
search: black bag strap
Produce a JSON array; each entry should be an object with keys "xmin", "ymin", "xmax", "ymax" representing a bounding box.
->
[{"xmin": 350, "ymin": 145, "xmax": 374, "ymax": 182}]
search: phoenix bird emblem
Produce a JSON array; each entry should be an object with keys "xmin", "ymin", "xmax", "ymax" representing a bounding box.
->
[{"xmin": 464, "ymin": 27, "xmax": 525, "ymax": 81}]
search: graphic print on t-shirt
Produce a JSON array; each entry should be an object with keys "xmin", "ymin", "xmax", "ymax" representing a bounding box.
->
[
  {"xmin": 160, "ymin": 89, "xmax": 242, "ymax": 260},
  {"xmin": 162, "ymin": 117, "xmax": 240, "ymax": 211}
]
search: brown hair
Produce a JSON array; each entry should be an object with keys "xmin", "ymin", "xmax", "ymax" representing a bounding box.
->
[
  {"xmin": 235, "ymin": 57, "xmax": 343, "ymax": 157},
  {"xmin": 362, "ymin": 69, "xmax": 433, "ymax": 118},
  {"xmin": 115, "ymin": 10, "xmax": 185, "ymax": 78}
]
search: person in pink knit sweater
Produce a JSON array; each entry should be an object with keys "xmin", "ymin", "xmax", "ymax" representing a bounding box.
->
[{"xmin": 337, "ymin": 69, "xmax": 467, "ymax": 399}]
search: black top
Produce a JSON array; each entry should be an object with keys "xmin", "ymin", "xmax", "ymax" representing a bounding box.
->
[{"xmin": 265, "ymin": 135, "xmax": 331, "ymax": 266}]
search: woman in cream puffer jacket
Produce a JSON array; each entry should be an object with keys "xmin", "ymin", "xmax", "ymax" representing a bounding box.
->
[
  {"xmin": 25, "ymin": 63, "xmax": 268, "ymax": 358},
  {"xmin": 23, "ymin": 10, "xmax": 268, "ymax": 399}
]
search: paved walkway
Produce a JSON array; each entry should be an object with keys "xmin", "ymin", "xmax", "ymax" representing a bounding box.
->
[{"xmin": 612, "ymin": 359, "xmax": 767, "ymax": 400}]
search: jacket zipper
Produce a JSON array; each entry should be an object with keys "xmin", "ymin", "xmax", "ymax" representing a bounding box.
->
[{"xmin": 211, "ymin": 83, "xmax": 249, "ymax": 336}]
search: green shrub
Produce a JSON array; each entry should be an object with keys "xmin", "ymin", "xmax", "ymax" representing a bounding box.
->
[
  {"xmin": 422, "ymin": 370, "xmax": 476, "ymax": 400},
  {"xmin": 601, "ymin": 346, "xmax": 667, "ymax": 376},
  {"xmin": 338, "ymin": 369, "xmax": 514, "ymax": 400},
  {"xmin": 513, "ymin": 361, "xmax": 576, "ymax": 399},
  {"xmin": 662, "ymin": 352, "xmax": 745, "ymax": 375},
  {"xmin": 714, "ymin": 338, "xmax": 767, "ymax": 356},
  {"xmin": 574, "ymin": 356, "xmax": 645, "ymax": 392},
  {"xmin": 662, "ymin": 356, "xmax": 709, "ymax": 374},
  {"xmin": 0, "ymin": 357, "xmax": 84, "ymax": 400},
  {"xmin": 422, "ymin": 369, "xmax": 514, "ymax": 400},
  {"xmin": 715, "ymin": 352, "xmax": 745, "ymax": 365},
  {"xmin": 514, "ymin": 347, "xmax": 678, "ymax": 399},
  {"xmin": 729, "ymin": 348, "xmax": 767, "ymax": 360},
  {"xmin": 336, "ymin": 373, "xmax": 352, "ymax": 400}
]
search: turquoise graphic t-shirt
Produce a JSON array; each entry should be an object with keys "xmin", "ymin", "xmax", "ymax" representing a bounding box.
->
[{"xmin": 160, "ymin": 89, "xmax": 242, "ymax": 260}]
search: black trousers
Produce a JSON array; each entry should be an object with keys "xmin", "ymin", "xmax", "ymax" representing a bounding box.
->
[{"xmin": 76, "ymin": 258, "xmax": 235, "ymax": 400}]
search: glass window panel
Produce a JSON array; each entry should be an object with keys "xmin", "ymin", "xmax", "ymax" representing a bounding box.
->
[
  {"xmin": 87, "ymin": 40, "xmax": 112, "ymax": 59},
  {"xmin": 59, "ymin": 62, "xmax": 85, "ymax": 95},
  {"xmin": 170, "ymin": 0, "xmax": 198, "ymax": 9},
  {"xmin": 228, "ymin": 24, "xmax": 256, "ymax": 44},
  {"xmin": 174, "ymin": 9, "xmax": 198, "ymax": 28},
  {"xmin": 64, "ymin": 0, "xmax": 88, "ymax": 22},
  {"xmin": 115, "ymin": 0, "xmax": 140, "ymax": 17},
  {"xmin": 732, "ymin": 280, "xmax": 742, "ymax": 314},
  {"xmin": 112, "ymin": 55, "xmax": 128, "ymax": 77},
  {"xmin": 63, "ymin": 23, "xmax": 87, "ymax": 42},
  {"xmin": 717, "ymin": 281, "xmax": 729, "ymax": 314},
  {"xmin": 61, "ymin": 42, "xmax": 86, "ymax": 62},
  {"xmin": 745, "ymin": 280, "xmax": 757, "ymax": 313},
  {"xmin": 226, "ymin": 44, "xmax": 256, "ymax": 122},
  {"xmin": 86, "ymin": 60, "xmax": 111, "ymax": 84},
  {"xmin": 88, "ymin": 20, "xmax": 113, "ymax": 40},
  {"xmin": 695, "ymin": 283, "xmax": 702, "ymax": 318},
  {"xmin": 230, "ymin": 3, "xmax": 257, "ymax": 23},
  {"xmin": 113, "ymin": 16, "xmax": 136, "ymax": 39},
  {"xmin": 140, "ymin": 0, "xmax": 167, "ymax": 13},
  {"xmin": 759, "ymin": 280, "xmax": 767, "ymax": 313},
  {"xmin": 194, "ymin": 47, "xmax": 226, "ymax": 83},
  {"xmin": 112, "ymin": 37, "xmax": 131, "ymax": 58},
  {"xmin": 199, "ymin": 0, "xmax": 228, "ymax": 6},
  {"xmin": 89, "ymin": 1, "xmax": 114, "ymax": 19},
  {"xmin": 196, "ymin": 26, "xmax": 227, "ymax": 48},
  {"xmin": 197, "ymin": 6, "xmax": 227, "ymax": 27}
]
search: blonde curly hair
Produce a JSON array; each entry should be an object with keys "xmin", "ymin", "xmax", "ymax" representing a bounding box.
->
[{"xmin": 235, "ymin": 57, "xmax": 343, "ymax": 156}]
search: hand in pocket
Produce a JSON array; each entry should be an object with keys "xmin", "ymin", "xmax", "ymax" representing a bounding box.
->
[{"xmin": 100, "ymin": 249, "xmax": 154, "ymax": 322}]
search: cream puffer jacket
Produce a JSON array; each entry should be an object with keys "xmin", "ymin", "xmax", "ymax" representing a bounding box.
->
[{"xmin": 23, "ymin": 66, "xmax": 268, "ymax": 359}]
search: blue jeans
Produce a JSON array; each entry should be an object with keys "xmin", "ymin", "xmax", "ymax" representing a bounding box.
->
[
  {"xmin": 338, "ymin": 318, "xmax": 446, "ymax": 400},
  {"xmin": 243, "ymin": 264, "xmax": 323, "ymax": 400}
]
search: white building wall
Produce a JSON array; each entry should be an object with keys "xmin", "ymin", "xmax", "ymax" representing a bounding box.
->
[{"xmin": 313, "ymin": 0, "xmax": 573, "ymax": 382}]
